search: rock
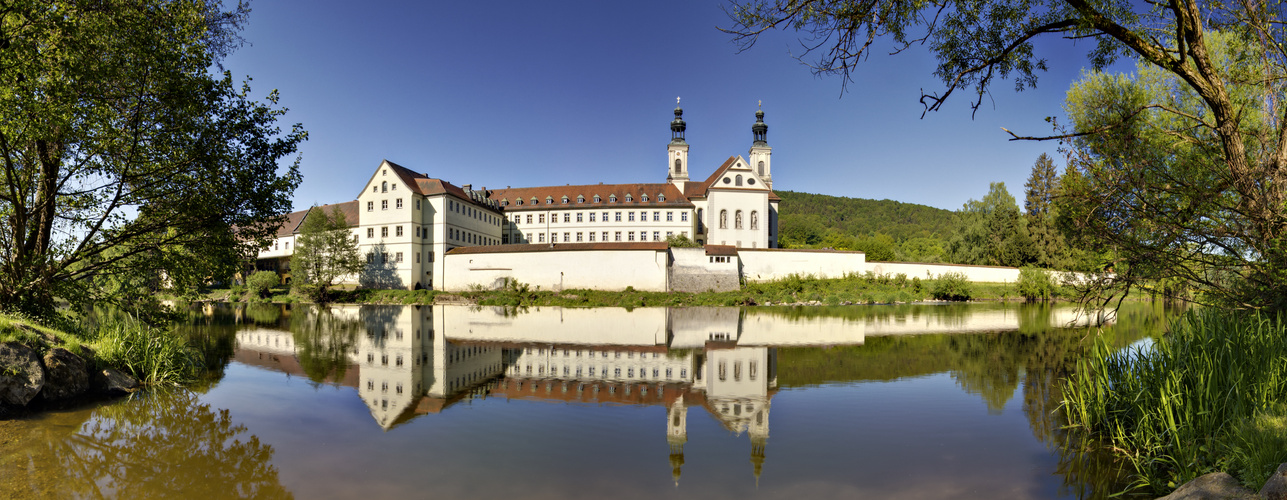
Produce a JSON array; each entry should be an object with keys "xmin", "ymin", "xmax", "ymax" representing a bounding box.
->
[
  {"xmin": 1155, "ymin": 472, "xmax": 1257, "ymax": 500},
  {"xmin": 1260, "ymin": 463, "xmax": 1287, "ymax": 500},
  {"xmin": 40, "ymin": 347, "xmax": 89, "ymax": 400},
  {"xmin": 91, "ymin": 366, "xmax": 139, "ymax": 396},
  {"xmin": 0, "ymin": 342, "xmax": 44, "ymax": 406}
]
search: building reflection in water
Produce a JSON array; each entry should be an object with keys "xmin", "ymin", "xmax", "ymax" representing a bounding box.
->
[{"xmin": 235, "ymin": 304, "xmax": 1104, "ymax": 484}]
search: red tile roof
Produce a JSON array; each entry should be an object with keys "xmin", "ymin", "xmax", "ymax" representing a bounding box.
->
[
  {"xmin": 704, "ymin": 244, "xmax": 738, "ymax": 256},
  {"xmin": 383, "ymin": 160, "xmax": 504, "ymax": 214},
  {"xmin": 446, "ymin": 242, "xmax": 670, "ymax": 255},
  {"xmin": 274, "ymin": 201, "xmax": 360, "ymax": 237},
  {"xmin": 486, "ymin": 183, "xmax": 692, "ymax": 210}
]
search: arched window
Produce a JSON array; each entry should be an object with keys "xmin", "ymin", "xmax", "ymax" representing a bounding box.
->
[
  {"xmin": 758, "ymin": 161, "xmax": 765, "ymax": 176},
  {"xmin": 735, "ymin": 210, "xmax": 743, "ymax": 229},
  {"xmin": 674, "ymin": 158, "xmax": 682, "ymax": 173},
  {"xmin": 735, "ymin": 175, "xmax": 743, "ymax": 186},
  {"xmin": 719, "ymin": 210, "xmax": 728, "ymax": 229},
  {"xmin": 750, "ymin": 211, "xmax": 759, "ymax": 230},
  {"xmin": 382, "ymin": 181, "xmax": 388, "ymax": 193}
]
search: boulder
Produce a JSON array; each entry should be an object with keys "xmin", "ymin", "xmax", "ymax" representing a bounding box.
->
[
  {"xmin": 0, "ymin": 342, "xmax": 44, "ymax": 406},
  {"xmin": 91, "ymin": 366, "xmax": 140, "ymax": 396},
  {"xmin": 1155, "ymin": 472, "xmax": 1257, "ymax": 500},
  {"xmin": 1260, "ymin": 463, "xmax": 1287, "ymax": 500},
  {"xmin": 40, "ymin": 347, "xmax": 89, "ymax": 400}
]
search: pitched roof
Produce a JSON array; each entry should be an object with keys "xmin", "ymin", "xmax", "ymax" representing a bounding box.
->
[
  {"xmin": 684, "ymin": 156, "xmax": 781, "ymax": 202},
  {"xmin": 486, "ymin": 183, "xmax": 692, "ymax": 211},
  {"xmin": 274, "ymin": 201, "xmax": 360, "ymax": 237},
  {"xmin": 446, "ymin": 242, "xmax": 669, "ymax": 255},
  {"xmin": 382, "ymin": 160, "xmax": 503, "ymax": 214}
]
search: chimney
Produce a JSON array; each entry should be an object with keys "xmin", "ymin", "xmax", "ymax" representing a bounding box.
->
[{"xmin": 462, "ymin": 184, "xmax": 472, "ymax": 192}]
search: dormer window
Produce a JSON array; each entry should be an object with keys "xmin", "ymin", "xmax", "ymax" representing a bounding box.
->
[
  {"xmin": 577, "ymin": 195, "xmax": 585, "ymax": 203},
  {"xmin": 594, "ymin": 195, "xmax": 601, "ymax": 203},
  {"xmin": 530, "ymin": 197, "xmax": 538, "ymax": 205},
  {"xmin": 546, "ymin": 196, "xmax": 554, "ymax": 204},
  {"xmin": 658, "ymin": 194, "xmax": 665, "ymax": 202},
  {"xmin": 609, "ymin": 195, "xmax": 617, "ymax": 203},
  {"xmin": 516, "ymin": 199, "xmax": 523, "ymax": 206},
  {"xmin": 641, "ymin": 194, "xmax": 649, "ymax": 202},
  {"xmin": 625, "ymin": 194, "xmax": 633, "ymax": 203},
  {"xmin": 561, "ymin": 195, "xmax": 569, "ymax": 204},
  {"xmin": 501, "ymin": 198, "xmax": 508, "ymax": 206}
]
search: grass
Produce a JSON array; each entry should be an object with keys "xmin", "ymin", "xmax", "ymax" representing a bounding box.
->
[
  {"xmin": 1061, "ymin": 310, "xmax": 1287, "ymax": 495},
  {"xmin": 0, "ymin": 312, "xmax": 203, "ymax": 386}
]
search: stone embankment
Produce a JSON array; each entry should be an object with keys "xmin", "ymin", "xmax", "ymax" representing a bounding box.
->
[
  {"xmin": 0, "ymin": 341, "xmax": 139, "ymax": 414},
  {"xmin": 1158, "ymin": 463, "xmax": 1287, "ymax": 500}
]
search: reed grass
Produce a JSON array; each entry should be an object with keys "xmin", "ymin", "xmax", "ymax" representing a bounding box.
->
[
  {"xmin": 90, "ymin": 316, "xmax": 203, "ymax": 385},
  {"xmin": 1061, "ymin": 310, "xmax": 1287, "ymax": 494}
]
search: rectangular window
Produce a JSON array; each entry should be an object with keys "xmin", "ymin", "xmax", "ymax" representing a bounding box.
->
[
  {"xmin": 367, "ymin": 228, "xmax": 374, "ymax": 238},
  {"xmin": 588, "ymin": 232, "xmax": 595, "ymax": 242},
  {"xmin": 627, "ymin": 212, "xmax": 634, "ymax": 222},
  {"xmin": 416, "ymin": 199, "xmax": 421, "ymax": 210},
  {"xmin": 614, "ymin": 231, "xmax": 621, "ymax": 242},
  {"xmin": 681, "ymin": 212, "xmax": 688, "ymax": 222},
  {"xmin": 549, "ymin": 233, "xmax": 555, "ymax": 242},
  {"xmin": 653, "ymin": 231, "xmax": 660, "ymax": 241},
  {"xmin": 396, "ymin": 198, "xmax": 403, "ymax": 209},
  {"xmin": 628, "ymin": 232, "xmax": 635, "ymax": 241},
  {"xmin": 602, "ymin": 211, "xmax": 608, "ymax": 222},
  {"xmin": 381, "ymin": 227, "xmax": 388, "ymax": 238},
  {"xmin": 589, "ymin": 212, "xmax": 596, "ymax": 222},
  {"xmin": 367, "ymin": 201, "xmax": 373, "ymax": 212},
  {"xmin": 526, "ymin": 215, "xmax": 533, "ymax": 224},
  {"xmin": 576, "ymin": 232, "xmax": 583, "ymax": 242},
  {"xmin": 382, "ymin": 200, "xmax": 388, "ymax": 210},
  {"xmin": 666, "ymin": 211, "xmax": 673, "ymax": 221},
  {"xmin": 563, "ymin": 213, "xmax": 570, "ymax": 223},
  {"xmin": 576, "ymin": 212, "xmax": 583, "ymax": 222},
  {"xmin": 563, "ymin": 232, "xmax": 570, "ymax": 242},
  {"xmin": 614, "ymin": 212, "xmax": 621, "ymax": 222},
  {"xmin": 396, "ymin": 226, "xmax": 403, "ymax": 237},
  {"xmin": 653, "ymin": 211, "xmax": 660, "ymax": 221},
  {"xmin": 602, "ymin": 231, "xmax": 608, "ymax": 241},
  {"xmin": 415, "ymin": 252, "xmax": 420, "ymax": 263},
  {"xmin": 396, "ymin": 252, "xmax": 403, "ymax": 262},
  {"xmin": 666, "ymin": 231, "xmax": 673, "ymax": 238},
  {"xmin": 538, "ymin": 233, "xmax": 545, "ymax": 242},
  {"xmin": 539, "ymin": 214, "xmax": 545, "ymax": 223}
]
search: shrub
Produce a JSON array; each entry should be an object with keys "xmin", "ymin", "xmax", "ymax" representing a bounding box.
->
[
  {"xmin": 246, "ymin": 271, "xmax": 279, "ymax": 299},
  {"xmin": 1016, "ymin": 267, "xmax": 1055, "ymax": 301},
  {"xmin": 930, "ymin": 272, "xmax": 972, "ymax": 301}
]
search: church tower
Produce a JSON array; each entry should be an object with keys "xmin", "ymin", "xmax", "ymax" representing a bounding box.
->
[
  {"xmin": 668, "ymin": 99, "xmax": 690, "ymax": 192},
  {"xmin": 749, "ymin": 402, "xmax": 770, "ymax": 486},
  {"xmin": 667, "ymin": 399, "xmax": 688, "ymax": 486},
  {"xmin": 749, "ymin": 105, "xmax": 772, "ymax": 189}
]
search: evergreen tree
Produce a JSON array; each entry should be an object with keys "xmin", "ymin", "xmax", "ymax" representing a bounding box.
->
[
  {"xmin": 1024, "ymin": 154, "xmax": 1070, "ymax": 269},
  {"xmin": 291, "ymin": 206, "xmax": 362, "ymax": 302},
  {"xmin": 947, "ymin": 183, "xmax": 1036, "ymax": 267}
]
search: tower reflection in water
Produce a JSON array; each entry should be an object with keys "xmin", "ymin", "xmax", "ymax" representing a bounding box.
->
[{"xmin": 233, "ymin": 305, "xmax": 867, "ymax": 484}]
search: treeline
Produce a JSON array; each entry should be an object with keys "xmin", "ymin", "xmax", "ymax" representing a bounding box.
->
[{"xmin": 778, "ymin": 153, "xmax": 1093, "ymax": 270}]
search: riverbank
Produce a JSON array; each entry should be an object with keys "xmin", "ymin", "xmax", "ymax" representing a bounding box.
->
[
  {"xmin": 192, "ymin": 272, "xmax": 1101, "ymax": 308},
  {"xmin": 0, "ymin": 313, "xmax": 201, "ymax": 415}
]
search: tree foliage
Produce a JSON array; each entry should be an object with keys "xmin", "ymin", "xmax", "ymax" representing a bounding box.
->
[
  {"xmin": 0, "ymin": 1, "xmax": 304, "ymax": 317},
  {"xmin": 290, "ymin": 206, "xmax": 361, "ymax": 302},
  {"xmin": 947, "ymin": 182, "xmax": 1036, "ymax": 267},
  {"xmin": 723, "ymin": 0, "xmax": 1287, "ymax": 311},
  {"xmin": 1024, "ymin": 153, "xmax": 1071, "ymax": 269}
]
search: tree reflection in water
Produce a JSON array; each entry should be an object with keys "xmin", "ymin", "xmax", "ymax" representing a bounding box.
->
[
  {"xmin": 24, "ymin": 389, "xmax": 292, "ymax": 499},
  {"xmin": 291, "ymin": 304, "xmax": 362, "ymax": 385}
]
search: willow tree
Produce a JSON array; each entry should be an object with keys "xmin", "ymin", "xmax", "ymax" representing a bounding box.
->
[
  {"xmin": 724, "ymin": 0, "xmax": 1287, "ymax": 310},
  {"xmin": 0, "ymin": 1, "xmax": 305, "ymax": 317}
]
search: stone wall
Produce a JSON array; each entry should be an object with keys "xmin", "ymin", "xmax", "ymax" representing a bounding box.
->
[
  {"xmin": 668, "ymin": 247, "xmax": 739, "ymax": 293},
  {"xmin": 442, "ymin": 243, "xmax": 670, "ymax": 292},
  {"xmin": 738, "ymin": 248, "xmax": 867, "ymax": 282}
]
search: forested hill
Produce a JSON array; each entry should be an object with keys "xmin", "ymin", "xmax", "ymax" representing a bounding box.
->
[{"xmin": 775, "ymin": 190, "xmax": 956, "ymax": 241}]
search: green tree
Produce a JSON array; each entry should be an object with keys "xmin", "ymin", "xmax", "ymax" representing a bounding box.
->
[
  {"xmin": 1059, "ymin": 32, "xmax": 1283, "ymax": 309},
  {"xmin": 1024, "ymin": 153, "xmax": 1070, "ymax": 269},
  {"xmin": 947, "ymin": 182, "xmax": 1036, "ymax": 267},
  {"xmin": 290, "ymin": 206, "xmax": 362, "ymax": 302},
  {"xmin": 722, "ymin": 0, "xmax": 1287, "ymax": 310},
  {"xmin": 0, "ymin": 1, "xmax": 304, "ymax": 318}
]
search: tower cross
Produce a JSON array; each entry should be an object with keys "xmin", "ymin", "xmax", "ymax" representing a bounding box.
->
[{"xmin": 677, "ymin": 96, "xmax": 681, "ymax": 105}]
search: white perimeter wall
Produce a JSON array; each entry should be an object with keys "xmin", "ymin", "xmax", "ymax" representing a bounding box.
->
[
  {"xmin": 442, "ymin": 248, "xmax": 669, "ymax": 292},
  {"xmin": 867, "ymin": 261, "xmax": 1020, "ymax": 283},
  {"xmin": 738, "ymin": 249, "xmax": 866, "ymax": 282}
]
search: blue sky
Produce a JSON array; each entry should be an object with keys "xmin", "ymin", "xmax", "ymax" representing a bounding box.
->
[{"xmin": 222, "ymin": 0, "xmax": 1115, "ymax": 212}]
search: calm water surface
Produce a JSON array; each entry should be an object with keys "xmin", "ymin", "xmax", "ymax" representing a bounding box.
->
[{"xmin": 1, "ymin": 302, "xmax": 1174, "ymax": 499}]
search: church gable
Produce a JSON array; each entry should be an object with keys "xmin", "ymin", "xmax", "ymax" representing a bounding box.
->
[{"xmin": 703, "ymin": 155, "xmax": 769, "ymax": 194}]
